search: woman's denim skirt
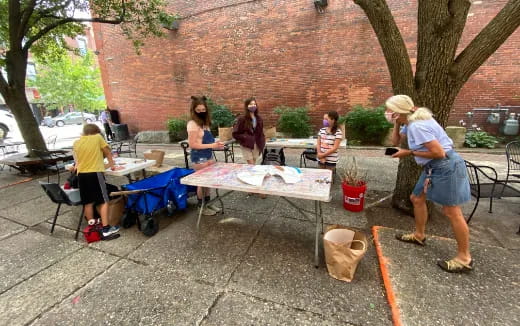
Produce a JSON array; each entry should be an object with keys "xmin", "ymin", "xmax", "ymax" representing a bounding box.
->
[{"xmin": 412, "ymin": 151, "xmax": 471, "ymax": 206}]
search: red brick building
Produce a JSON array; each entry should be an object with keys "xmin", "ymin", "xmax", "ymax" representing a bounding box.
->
[{"xmin": 93, "ymin": 0, "xmax": 520, "ymax": 134}]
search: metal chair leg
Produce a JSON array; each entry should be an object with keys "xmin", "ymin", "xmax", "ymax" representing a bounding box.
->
[
  {"xmin": 75, "ymin": 206, "xmax": 85, "ymax": 240},
  {"xmin": 50, "ymin": 203, "xmax": 62, "ymax": 234},
  {"xmin": 466, "ymin": 197, "xmax": 479, "ymax": 224}
]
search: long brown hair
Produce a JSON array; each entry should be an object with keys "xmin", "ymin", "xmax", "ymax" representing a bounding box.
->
[
  {"xmin": 327, "ymin": 111, "xmax": 339, "ymax": 134},
  {"xmin": 190, "ymin": 96, "xmax": 211, "ymax": 128},
  {"xmin": 243, "ymin": 97, "xmax": 260, "ymax": 130}
]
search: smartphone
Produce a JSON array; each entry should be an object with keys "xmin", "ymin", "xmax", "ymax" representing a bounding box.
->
[{"xmin": 385, "ymin": 147, "xmax": 399, "ymax": 156}]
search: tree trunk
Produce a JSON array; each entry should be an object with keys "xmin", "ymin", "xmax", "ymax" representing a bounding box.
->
[
  {"xmin": 4, "ymin": 89, "xmax": 47, "ymax": 156},
  {"xmin": 1, "ymin": 49, "xmax": 47, "ymax": 156}
]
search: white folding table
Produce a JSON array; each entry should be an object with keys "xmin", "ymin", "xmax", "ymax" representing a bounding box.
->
[
  {"xmin": 104, "ymin": 157, "xmax": 156, "ymax": 182},
  {"xmin": 180, "ymin": 162, "xmax": 332, "ymax": 267}
]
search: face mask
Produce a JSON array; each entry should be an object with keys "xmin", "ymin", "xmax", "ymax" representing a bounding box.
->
[
  {"xmin": 248, "ymin": 106, "xmax": 257, "ymax": 112},
  {"xmin": 196, "ymin": 111, "xmax": 207, "ymax": 120},
  {"xmin": 323, "ymin": 119, "xmax": 330, "ymax": 127},
  {"xmin": 385, "ymin": 111, "xmax": 398, "ymax": 124}
]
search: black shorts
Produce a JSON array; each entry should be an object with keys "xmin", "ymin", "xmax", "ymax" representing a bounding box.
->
[
  {"xmin": 78, "ymin": 172, "xmax": 110, "ymax": 205},
  {"xmin": 319, "ymin": 162, "xmax": 337, "ymax": 168}
]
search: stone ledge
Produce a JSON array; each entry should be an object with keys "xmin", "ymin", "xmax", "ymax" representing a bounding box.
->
[{"xmin": 136, "ymin": 130, "xmax": 170, "ymax": 144}]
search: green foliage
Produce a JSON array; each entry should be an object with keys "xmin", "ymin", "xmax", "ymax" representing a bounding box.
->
[
  {"xmin": 207, "ymin": 98, "xmax": 235, "ymax": 129},
  {"xmin": 344, "ymin": 105, "xmax": 392, "ymax": 145},
  {"xmin": 274, "ymin": 106, "xmax": 312, "ymax": 138},
  {"xmin": 338, "ymin": 115, "xmax": 348, "ymax": 125},
  {"xmin": 28, "ymin": 51, "xmax": 105, "ymax": 112},
  {"xmin": 166, "ymin": 117, "xmax": 188, "ymax": 142},
  {"xmin": 158, "ymin": 12, "xmax": 181, "ymax": 29},
  {"xmin": 0, "ymin": 0, "xmax": 175, "ymax": 70},
  {"xmin": 465, "ymin": 131, "xmax": 499, "ymax": 149}
]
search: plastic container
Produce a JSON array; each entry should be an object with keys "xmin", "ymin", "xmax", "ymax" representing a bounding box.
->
[
  {"xmin": 503, "ymin": 113, "xmax": 519, "ymax": 136},
  {"xmin": 342, "ymin": 181, "xmax": 367, "ymax": 212}
]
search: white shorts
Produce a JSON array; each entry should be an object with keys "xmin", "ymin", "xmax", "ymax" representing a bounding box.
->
[{"xmin": 241, "ymin": 144, "xmax": 261, "ymax": 163}]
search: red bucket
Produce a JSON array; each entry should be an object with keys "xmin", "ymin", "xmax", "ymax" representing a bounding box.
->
[{"xmin": 342, "ymin": 181, "xmax": 367, "ymax": 212}]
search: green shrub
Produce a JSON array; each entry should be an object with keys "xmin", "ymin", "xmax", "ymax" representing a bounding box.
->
[
  {"xmin": 274, "ymin": 106, "xmax": 312, "ymax": 138},
  {"xmin": 166, "ymin": 117, "xmax": 187, "ymax": 142},
  {"xmin": 344, "ymin": 105, "xmax": 392, "ymax": 145},
  {"xmin": 207, "ymin": 98, "xmax": 235, "ymax": 133},
  {"xmin": 465, "ymin": 131, "xmax": 499, "ymax": 149}
]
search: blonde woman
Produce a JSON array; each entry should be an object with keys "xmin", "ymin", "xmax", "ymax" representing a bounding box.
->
[{"xmin": 385, "ymin": 95, "xmax": 472, "ymax": 273}]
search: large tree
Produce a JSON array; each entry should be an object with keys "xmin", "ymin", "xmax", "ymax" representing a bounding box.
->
[
  {"xmin": 353, "ymin": 0, "xmax": 520, "ymax": 212},
  {"xmin": 29, "ymin": 51, "xmax": 105, "ymax": 113},
  {"xmin": 0, "ymin": 0, "xmax": 176, "ymax": 154}
]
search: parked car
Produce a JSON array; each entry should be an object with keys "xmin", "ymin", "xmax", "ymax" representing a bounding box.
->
[
  {"xmin": 0, "ymin": 110, "xmax": 19, "ymax": 139},
  {"xmin": 52, "ymin": 112, "xmax": 97, "ymax": 127},
  {"xmin": 40, "ymin": 116, "xmax": 56, "ymax": 128}
]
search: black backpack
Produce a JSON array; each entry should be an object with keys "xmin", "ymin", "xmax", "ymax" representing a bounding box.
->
[{"xmin": 261, "ymin": 147, "xmax": 286, "ymax": 166}]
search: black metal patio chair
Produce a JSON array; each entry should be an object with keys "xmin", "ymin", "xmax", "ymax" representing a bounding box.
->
[
  {"xmin": 32, "ymin": 149, "xmax": 69, "ymax": 183},
  {"xmin": 501, "ymin": 141, "xmax": 520, "ymax": 195},
  {"xmin": 40, "ymin": 182, "xmax": 85, "ymax": 240},
  {"xmin": 464, "ymin": 160, "xmax": 520, "ymax": 224}
]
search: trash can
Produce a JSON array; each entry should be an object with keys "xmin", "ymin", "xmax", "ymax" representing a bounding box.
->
[
  {"xmin": 342, "ymin": 181, "xmax": 367, "ymax": 212},
  {"xmin": 112, "ymin": 123, "xmax": 129, "ymax": 141}
]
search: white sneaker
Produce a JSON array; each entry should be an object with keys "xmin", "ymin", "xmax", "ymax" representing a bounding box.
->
[
  {"xmin": 207, "ymin": 204, "xmax": 222, "ymax": 213},
  {"xmin": 201, "ymin": 206, "xmax": 217, "ymax": 216}
]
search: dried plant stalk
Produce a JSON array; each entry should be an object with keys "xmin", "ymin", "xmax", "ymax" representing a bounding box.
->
[{"xmin": 340, "ymin": 156, "xmax": 367, "ymax": 186}]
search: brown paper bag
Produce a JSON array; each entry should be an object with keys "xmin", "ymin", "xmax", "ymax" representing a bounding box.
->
[
  {"xmin": 143, "ymin": 150, "xmax": 165, "ymax": 167},
  {"xmin": 263, "ymin": 126, "xmax": 276, "ymax": 139},
  {"xmin": 218, "ymin": 127, "xmax": 233, "ymax": 141},
  {"xmin": 107, "ymin": 196, "xmax": 125, "ymax": 226},
  {"xmin": 323, "ymin": 225, "xmax": 368, "ymax": 282}
]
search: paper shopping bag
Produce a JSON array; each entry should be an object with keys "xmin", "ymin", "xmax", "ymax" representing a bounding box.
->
[{"xmin": 323, "ymin": 225, "xmax": 368, "ymax": 282}]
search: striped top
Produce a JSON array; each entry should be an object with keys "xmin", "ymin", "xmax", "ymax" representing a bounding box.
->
[{"xmin": 318, "ymin": 127, "xmax": 343, "ymax": 163}]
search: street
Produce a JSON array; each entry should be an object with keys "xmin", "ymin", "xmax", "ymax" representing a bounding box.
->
[{"xmin": 8, "ymin": 122, "xmax": 104, "ymax": 152}]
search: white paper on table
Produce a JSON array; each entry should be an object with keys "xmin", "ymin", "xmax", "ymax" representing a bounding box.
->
[
  {"xmin": 236, "ymin": 171, "xmax": 267, "ymax": 186},
  {"xmin": 270, "ymin": 166, "xmax": 301, "ymax": 183},
  {"xmin": 237, "ymin": 165, "xmax": 301, "ymax": 186}
]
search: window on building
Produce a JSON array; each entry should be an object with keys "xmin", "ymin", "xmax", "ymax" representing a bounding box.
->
[
  {"xmin": 27, "ymin": 62, "xmax": 37, "ymax": 80},
  {"xmin": 77, "ymin": 37, "xmax": 87, "ymax": 56}
]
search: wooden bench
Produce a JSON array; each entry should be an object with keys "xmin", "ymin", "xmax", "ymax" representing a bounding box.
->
[{"xmin": 0, "ymin": 150, "xmax": 73, "ymax": 174}]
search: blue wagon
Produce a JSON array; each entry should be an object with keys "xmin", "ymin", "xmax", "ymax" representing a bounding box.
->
[{"xmin": 117, "ymin": 168, "xmax": 196, "ymax": 236}]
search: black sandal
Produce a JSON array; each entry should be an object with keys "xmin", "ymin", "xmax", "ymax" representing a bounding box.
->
[
  {"xmin": 437, "ymin": 259, "xmax": 473, "ymax": 273},
  {"xmin": 395, "ymin": 233, "xmax": 426, "ymax": 246}
]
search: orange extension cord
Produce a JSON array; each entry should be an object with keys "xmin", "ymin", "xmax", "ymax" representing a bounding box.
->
[{"xmin": 372, "ymin": 226, "xmax": 403, "ymax": 326}]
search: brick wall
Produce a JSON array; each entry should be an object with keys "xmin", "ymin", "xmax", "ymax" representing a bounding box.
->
[{"xmin": 93, "ymin": 0, "xmax": 520, "ymax": 134}]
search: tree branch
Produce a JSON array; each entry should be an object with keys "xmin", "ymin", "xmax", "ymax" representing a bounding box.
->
[
  {"xmin": 353, "ymin": 0, "xmax": 415, "ymax": 96},
  {"xmin": 452, "ymin": 0, "xmax": 520, "ymax": 83},
  {"xmin": 20, "ymin": 0, "xmax": 37, "ymax": 39},
  {"xmin": 31, "ymin": 0, "xmax": 73, "ymax": 24},
  {"xmin": 23, "ymin": 16, "xmax": 123, "ymax": 52}
]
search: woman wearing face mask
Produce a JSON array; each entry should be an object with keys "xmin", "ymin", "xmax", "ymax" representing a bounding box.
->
[
  {"xmin": 187, "ymin": 96, "xmax": 225, "ymax": 216},
  {"xmin": 316, "ymin": 111, "xmax": 342, "ymax": 170},
  {"xmin": 232, "ymin": 98, "xmax": 266, "ymax": 165},
  {"xmin": 385, "ymin": 94, "xmax": 472, "ymax": 273}
]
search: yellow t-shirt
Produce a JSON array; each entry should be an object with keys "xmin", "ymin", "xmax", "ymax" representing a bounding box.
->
[{"xmin": 73, "ymin": 134, "xmax": 109, "ymax": 173}]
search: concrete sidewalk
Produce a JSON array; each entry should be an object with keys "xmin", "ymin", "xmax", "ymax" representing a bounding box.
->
[{"xmin": 0, "ymin": 147, "xmax": 518, "ymax": 325}]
